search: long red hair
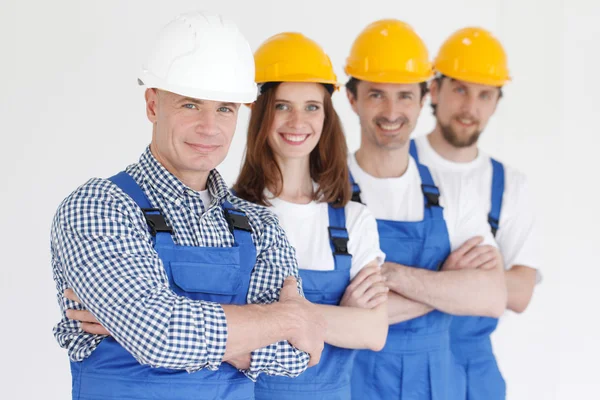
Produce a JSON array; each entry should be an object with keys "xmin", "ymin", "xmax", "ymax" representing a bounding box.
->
[{"xmin": 233, "ymin": 83, "xmax": 351, "ymax": 207}]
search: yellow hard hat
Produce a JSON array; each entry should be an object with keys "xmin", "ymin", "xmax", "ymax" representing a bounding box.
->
[
  {"xmin": 344, "ymin": 19, "xmax": 433, "ymax": 84},
  {"xmin": 254, "ymin": 32, "xmax": 338, "ymax": 87},
  {"xmin": 434, "ymin": 27, "xmax": 510, "ymax": 87}
]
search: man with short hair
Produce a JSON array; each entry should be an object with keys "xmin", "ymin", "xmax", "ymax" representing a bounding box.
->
[
  {"xmin": 51, "ymin": 12, "xmax": 326, "ymax": 400},
  {"xmin": 411, "ymin": 27, "xmax": 541, "ymax": 399}
]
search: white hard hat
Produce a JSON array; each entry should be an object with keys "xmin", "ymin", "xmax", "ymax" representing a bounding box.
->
[{"xmin": 138, "ymin": 12, "xmax": 257, "ymax": 103}]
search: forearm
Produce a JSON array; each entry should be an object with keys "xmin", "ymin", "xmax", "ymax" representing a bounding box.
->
[
  {"xmin": 505, "ymin": 265, "xmax": 537, "ymax": 313},
  {"xmin": 222, "ymin": 302, "xmax": 294, "ymax": 360},
  {"xmin": 386, "ymin": 263, "xmax": 507, "ymax": 317},
  {"xmin": 314, "ymin": 303, "xmax": 388, "ymax": 351},
  {"xmin": 387, "ymin": 292, "xmax": 433, "ymax": 325},
  {"xmin": 224, "ymin": 302, "xmax": 310, "ymax": 380}
]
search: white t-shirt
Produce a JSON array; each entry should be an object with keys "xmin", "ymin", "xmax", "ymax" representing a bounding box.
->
[
  {"xmin": 348, "ymin": 153, "xmax": 496, "ymax": 252},
  {"xmin": 267, "ymin": 192, "xmax": 385, "ymax": 279},
  {"xmin": 413, "ymin": 135, "xmax": 540, "ymax": 278}
]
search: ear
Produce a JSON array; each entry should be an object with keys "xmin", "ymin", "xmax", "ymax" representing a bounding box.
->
[
  {"xmin": 346, "ymin": 87, "xmax": 359, "ymax": 114},
  {"xmin": 145, "ymin": 88, "xmax": 159, "ymax": 123}
]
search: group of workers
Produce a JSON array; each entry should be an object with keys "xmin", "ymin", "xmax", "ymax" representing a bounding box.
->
[{"xmin": 50, "ymin": 11, "xmax": 540, "ymax": 400}]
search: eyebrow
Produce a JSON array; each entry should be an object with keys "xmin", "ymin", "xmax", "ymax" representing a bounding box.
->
[
  {"xmin": 178, "ymin": 98, "xmax": 238, "ymax": 108},
  {"xmin": 274, "ymin": 99, "xmax": 323, "ymax": 104}
]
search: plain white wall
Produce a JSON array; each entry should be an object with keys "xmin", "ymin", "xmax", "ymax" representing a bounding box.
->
[{"xmin": 0, "ymin": 0, "xmax": 597, "ymax": 398}]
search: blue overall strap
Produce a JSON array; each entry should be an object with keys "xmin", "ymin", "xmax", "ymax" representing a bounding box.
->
[
  {"xmin": 327, "ymin": 203, "xmax": 351, "ymax": 270},
  {"xmin": 109, "ymin": 172, "xmax": 174, "ymax": 245},
  {"xmin": 221, "ymin": 200, "xmax": 253, "ymax": 245},
  {"xmin": 488, "ymin": 158, "xmax": 505, "ymax": 237},
  {"xmin": 409, "ymin": 139, "xmax": 420, "ymax": 164},
  {"xmin": 415, "ymin": 162, "xmax": 444, "ymax": 220},
  {"xmin": 349, "ymin": 171, "xmax": 363, "ymax": 204}
]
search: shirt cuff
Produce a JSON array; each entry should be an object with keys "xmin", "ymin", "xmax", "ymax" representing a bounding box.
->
[
  {"xmin": 242, "ymin": 340, "xmax": 309, "ymax": 381},
  {"xmin": 202, "ymin": 301, "xmax": 228, "ymax": 370}
]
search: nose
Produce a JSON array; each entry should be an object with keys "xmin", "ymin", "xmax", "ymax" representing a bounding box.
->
[
  {"xmin": 460, "ymin": 94, "xmax": 478, "ymax": 117},
  {"xmin": 381, "ymin": 98, "xmax": 403, "ymax": 122},
  {"xmin": 196, "ymin": 109, "xmax": 219, "ymax": 136},
  {"xmin": 287, "ymin": 108, "xmax": 307, "ymax": 130}
]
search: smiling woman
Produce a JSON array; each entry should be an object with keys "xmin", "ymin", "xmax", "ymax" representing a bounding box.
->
[{"xmin": 232, "ymin": 32, "xmax": 389, "ymax": 400}]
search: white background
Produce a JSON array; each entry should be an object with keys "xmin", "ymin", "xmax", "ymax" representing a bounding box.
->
[{"xmin": 0, "ymin": 0, "xmax": 597, "ymax": 398}]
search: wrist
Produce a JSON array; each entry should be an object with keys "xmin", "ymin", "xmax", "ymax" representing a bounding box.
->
[{"xmin": 270, "ymin": 302, "xmax": 299, "ymax": 341}]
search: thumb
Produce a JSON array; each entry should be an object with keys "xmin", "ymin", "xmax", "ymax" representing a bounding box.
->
[{"xmin": 281, "ymin": 276, "xmax": 298, "ymax": 297}]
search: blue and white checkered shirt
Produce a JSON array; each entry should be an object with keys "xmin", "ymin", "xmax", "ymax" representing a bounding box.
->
[{"xmin": 51, "ymin": 147, "xmax": 309, "ymax": 380}]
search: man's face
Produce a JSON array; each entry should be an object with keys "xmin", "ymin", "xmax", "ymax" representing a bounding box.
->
[
  {"xmin": 146, "ymin": 89, "xmax": 240, "ymax": 178},
  {"xmin": 430, "ymin": 78, "xmax": 501, "ymax": 148},
  {"xmin": 347, "ymin": 81, "xmax": 424, "ymax": 150}
]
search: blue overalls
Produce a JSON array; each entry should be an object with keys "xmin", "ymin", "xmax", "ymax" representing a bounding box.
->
[
  {"xmin": 255, "ymin": 204, "xmax": 355, "ymax": 400},
  {"xmin": 69, "ymin": 172, "xmax": 257, "ymax": 400},
  {"xmin": 410, "ymin": 140, "xmax": 506, "ymax": 399},
  {"xmin": 350, "ymin": 153, "xmax": 464, "ymax": 400}
]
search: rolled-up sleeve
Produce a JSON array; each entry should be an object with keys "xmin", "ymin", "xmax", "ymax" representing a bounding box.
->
[
  {"xmin": 52, "ymin": 178, "xmax": 228, "ymax": 372},
  {"xmin": 242, "ymin": 215, "xmax": 310, "ymax": 380}
]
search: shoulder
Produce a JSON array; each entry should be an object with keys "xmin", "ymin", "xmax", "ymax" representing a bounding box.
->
[
  {"xmin": 226, "ymin": 195, "xmax": 284, "ymax": 234},
  {"xmin": 54, "ymin": 177, "xmax": 144, "ymax": 228}
]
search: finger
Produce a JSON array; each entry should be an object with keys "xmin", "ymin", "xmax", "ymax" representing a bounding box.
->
[
  {"xmin": 477, "ymin": 258, "xmax": 499, "ymax": 271},
  {"xmin": 460, "ymin": 246, "xmax": 495, "ymax": 266},
  {"xmin": 361, "ymin": 283, "xmax": 390, "ymax": 303},
  {"xmin": 467, "ymin": 251, "xmax": 497, "ymax": 270},
  {"xmin": 64, "ymin": 288, "xmax": 82, "ymax": 304},
  {"xmin": 280, "ymin": 276, "xmax": 299, "ymax": 297},
  {"xmin": 352, "ymin": 272, "xmax": 384, "ymax": 298},
  {"xmin": 66, "ymin": 309, "xmax": 100, "ymax": 324},
  {"xmin": 348, "ymin": 266, "xmax": 380, "ymax": 289},
  {"xmin": 307, "ymin": 347, "xmax": 323, "ymax": 367},
  {"xmin": 81, "ymin": 322, "xmax": 111, "ymax": 336},
  {"xmin": 454, "ymin": 236, "xmax": 484, "ymax": 257},
  {"xmin": 366, "ymin": 293, "xmax": 388, "ymax": 308}
]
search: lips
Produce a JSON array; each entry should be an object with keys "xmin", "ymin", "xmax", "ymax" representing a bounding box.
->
[
  {"xmin": 186, "ymin": 142, "xmax": 219, "ymax": 152},
  {"xmin": 377, "ymin": 121, "xmax": 403, "ymax": 132},
  {"xmin": 279, "ymin": 132, "xmax": 310, "ymax": 145}
]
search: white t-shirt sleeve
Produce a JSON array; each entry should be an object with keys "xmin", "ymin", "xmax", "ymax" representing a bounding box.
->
[
  {"xmin": 495, "ymin": 170, "xmax": 541, "ymax": 280},
  {"xmin": 345, "ymin": 202, "xmax": 386, "ymax": 279},
  {"xmin": 449, "ymin": 180, "xmax": 498, "ymax": 251}
]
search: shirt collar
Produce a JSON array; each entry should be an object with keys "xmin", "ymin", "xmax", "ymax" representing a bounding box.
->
[{"xmin": 137, "ymin": 146, "xmax": 231, "ymax": 206}]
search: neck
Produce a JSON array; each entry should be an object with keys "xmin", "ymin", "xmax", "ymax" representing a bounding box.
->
[
  {"xmin": 150, "ymin": 143, "xmax": 209, "ymax": 191},
  {"xmin": 273, "ymin": 155, "xmax": 314, "ymax": 204},
  {"xmin": 428, "ymin": 124, "xmax": 479, "ymax": 163},
  {"xmin": 356, "ymin": 135, "xmax": 410, "ymax": 178}
]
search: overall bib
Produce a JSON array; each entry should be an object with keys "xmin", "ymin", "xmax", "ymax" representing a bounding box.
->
[
  {"xmin": 411, "ymin": 141, "xmax": 506, "ymax": 399},
  {"xmin": 70, "ymin": 172, "xmax": 257, "ymax": 400},
  {"xmin": 350, "ymin": 154, "xmax": 463, "ymax": 400},
  {"xmin": 255, "ymin": 204, "xmax": 355, "ymax": 400}
]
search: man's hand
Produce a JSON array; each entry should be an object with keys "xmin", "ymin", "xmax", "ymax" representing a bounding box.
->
[
  {"xmin": 340, "ymin": 265, "xmax": 388, "ymax": 309},
  {"xmin": 442, "ymin": 237, "xmax": 500, "ymax": 271},
  {"xmin": 64, "ymin": 289, "xmax": 111, "ymax": 336},
  {"xmin": 226, "ymin": 353, "xmax": 252, "ymax": 370},
  {"xmin": 278, "ymin": 277, "xmax": 327, "ymax": 367}
]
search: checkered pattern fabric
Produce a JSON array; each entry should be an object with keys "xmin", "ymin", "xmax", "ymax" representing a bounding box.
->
[{"xmin": 51, "ymin": 147, "xmax": 308, "ymax": 379}]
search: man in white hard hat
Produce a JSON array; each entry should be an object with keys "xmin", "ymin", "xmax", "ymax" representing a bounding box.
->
[{"xmin": 50, "ymin": 12, "xmax": 326, "ymax": 400}]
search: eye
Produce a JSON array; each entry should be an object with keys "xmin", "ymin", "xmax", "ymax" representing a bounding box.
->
[
  {"xmin": 183, "ymin": 103, "xmax": 198, "ymax": 110},
  {"xmin": 481, "ymin": 92, "xmax": 492, "ymax": 100},
  {"xmin": 275, "ymin": 103, "xmax": 290, "ymax": 111},
  {"xmin": 369, "ymin": 92, "xmax": 383, "ymax": 99},
  {"xmin": 217, "ymin": 106, "xmax": 234, "ymax": 113},
  {"xmin": 454, "ymin": 87, "xmax": 466, "ymax": 94},
  {"xmin": 400, "ymin": 93, "xmax": 413, "ymax": 100},
  {"xmin": 306, "ymin": 104, "xmax": 320, "ymax": 111}
]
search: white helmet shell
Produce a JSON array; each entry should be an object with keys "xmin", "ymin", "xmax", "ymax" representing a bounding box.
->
[{"xmin": 138, "ymin": 12, "xmax": 257, "ymax": 103}]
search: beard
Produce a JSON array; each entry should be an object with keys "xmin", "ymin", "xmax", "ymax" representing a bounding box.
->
[{"xmin": 439, "ymin": 120, "xmax": 482, "ymax": 148}]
